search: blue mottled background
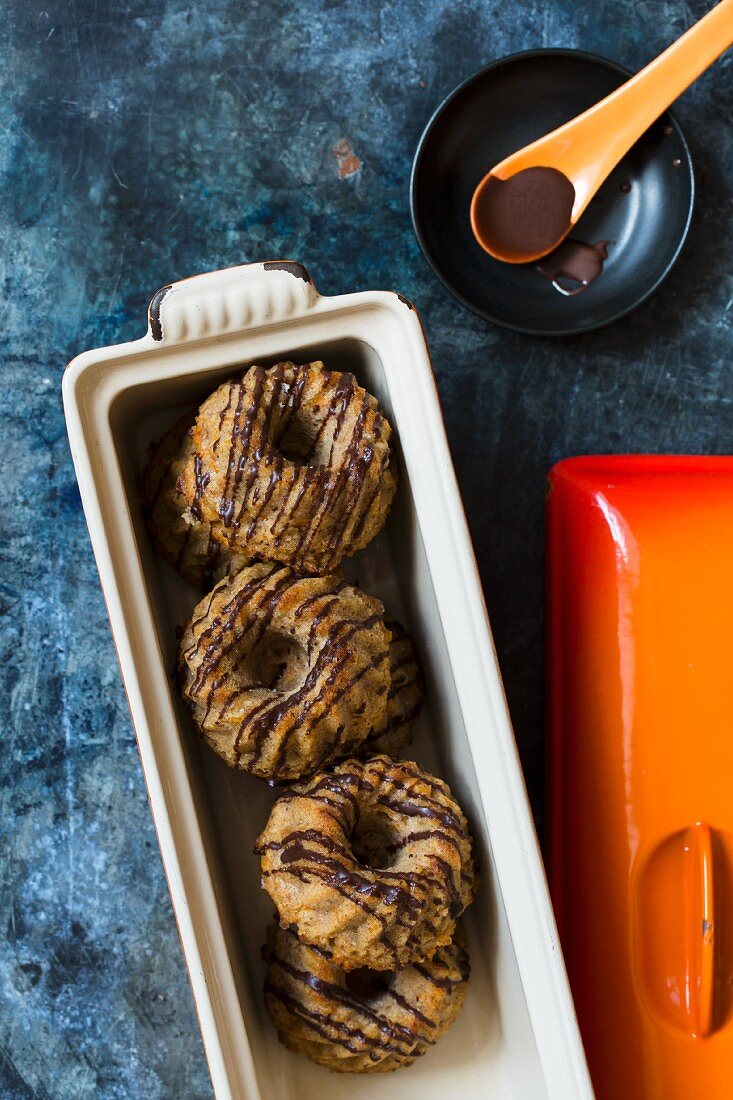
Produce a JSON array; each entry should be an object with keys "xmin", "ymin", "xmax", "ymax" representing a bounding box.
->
[{"xmin": 0, "ymin": 1, "xmax": 731, "ymax": 1096}]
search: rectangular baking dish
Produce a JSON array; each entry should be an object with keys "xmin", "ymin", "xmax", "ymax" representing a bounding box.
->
[{"xmin": 62, "ymin": 261, "xmax": 591, "ymax": 1100}]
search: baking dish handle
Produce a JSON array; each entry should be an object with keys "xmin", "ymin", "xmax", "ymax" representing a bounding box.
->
[{"xmin": 146, "ymin": 260, "xmax": 319, "ymax": 344}]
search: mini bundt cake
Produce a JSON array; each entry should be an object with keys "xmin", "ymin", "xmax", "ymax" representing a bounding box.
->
[
  {"xmin": 362, "ymin": 618, "xmax": 424, "ymax": 757},
  {"xmin": 143, "ymin": 413, "xmax": 248, "ymax": 589},
  {"xmin": 263, "ymin": 922, "xmax": 470, "ymax": 1073},
  {"xmin": 179, "ymin": 361, "xmax": 398, "ymax": 574},
  {"xmin": 256, "ymin": 755, "xmax": 476, "ymax": 970},
  {"xmin": 178, "ymin": 563, "xmax": 392, "ymax": 780}
]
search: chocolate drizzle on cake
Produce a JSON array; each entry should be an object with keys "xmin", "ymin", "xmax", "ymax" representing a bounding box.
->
[
  {"xmin": 178, "ymin": 564, "xmax": 394, "ymax": 780},
  {"xmin": 142, "ymin": 413, "xmax": 246, "ymax": 590},
  {"xmin": 256, "ymin": 756, "xmax": 476, "ymax": 972},
  {"xmin": 364, "ymin": 618, "xmax": 424, "ymax": 756},
  {"xmin": 263, "ymin": 920, "xmax": 470, "ymax": 1072},
  {"xmin": 181, "ymin": 362, "xmax": 398, "ymax": 574}
]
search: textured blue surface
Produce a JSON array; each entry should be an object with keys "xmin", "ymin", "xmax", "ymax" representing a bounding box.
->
[{"xmin": 1, "ymin": 1, "xmax": 731, "ymax": 1096}]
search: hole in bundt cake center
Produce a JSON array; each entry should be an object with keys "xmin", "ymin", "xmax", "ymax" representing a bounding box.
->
[
  {"xmin": 344, "ymin": 968, "xmax": 395, "ymax": 1001},
  {"xmin": 239, "ymin": 630, "xmax": 309, "ymax": 693},
  {"xmin": 351, "ymin": 811, "xmax": 397, "ymax": 870},
  {"xmin": 274, "ymin": 413, "xmax": 329, "ymax": 468}
]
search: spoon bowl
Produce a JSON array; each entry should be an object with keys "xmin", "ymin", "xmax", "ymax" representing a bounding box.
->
[{"xmin": 470, "ymin": 166, "xmax": 576, "ymax": 264}]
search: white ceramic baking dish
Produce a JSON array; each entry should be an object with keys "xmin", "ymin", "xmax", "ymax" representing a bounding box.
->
[{"xmin": 62, "ymin": 261, "xmax": 592, "ymax": 1100}]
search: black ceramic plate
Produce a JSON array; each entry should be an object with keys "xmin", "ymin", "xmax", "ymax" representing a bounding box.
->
[{"xmin": 410, "ymin": 50, "xmax": 694, "ymax": 336}]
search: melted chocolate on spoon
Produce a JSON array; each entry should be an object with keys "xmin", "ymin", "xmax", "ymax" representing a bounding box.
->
[
  {"xmin": 536, "ymin": 239, "xmax": 612, "ymax": 296},
  {"xmin": 472, "ymin": 166, "xmax": 576, "ymax": 259}
]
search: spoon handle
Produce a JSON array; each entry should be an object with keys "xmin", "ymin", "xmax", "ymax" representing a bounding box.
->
[{"xmin": 567, "ymin": 0, "xmax": 733, "ymax": 209}]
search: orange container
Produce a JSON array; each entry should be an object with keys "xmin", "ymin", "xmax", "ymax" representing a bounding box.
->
[{"xmin": 547, "ymin": 455, "xmax": 733, "ymax": 1100}]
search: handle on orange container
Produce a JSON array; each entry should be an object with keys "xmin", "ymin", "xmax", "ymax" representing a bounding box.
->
[
  {"xmin": 636, "ymin": 822, "xmax": 720, "ymax": 1039},
  {"xmin": 688, "ymin": 823, "xmax": 715, "ymax": 1038}
]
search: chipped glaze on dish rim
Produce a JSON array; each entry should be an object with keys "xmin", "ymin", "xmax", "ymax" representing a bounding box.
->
[{"xmin": 62, "ymin": 261, "xmax": 591, "ymax": 1100}]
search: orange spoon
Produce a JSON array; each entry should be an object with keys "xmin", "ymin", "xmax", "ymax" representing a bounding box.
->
[{"xmin": 470, "ymin": 0, "xmax": 733, "ymax": 263}]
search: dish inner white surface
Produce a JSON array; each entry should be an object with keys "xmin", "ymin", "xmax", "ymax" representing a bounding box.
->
[{"xmin": 110, "ymin": 335, "xmax": 548, "ymax": 1099}]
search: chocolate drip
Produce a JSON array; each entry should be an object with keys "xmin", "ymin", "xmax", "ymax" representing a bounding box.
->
[
  {"xmin": 275, "ymin": 771, "xmax": 370, "ymax": 819},
  {"xmin": 215, "ymin": 381, "xmax": 237, "ymax": 450},
  {"xmin": 218, "ymin": 374, "xmax": 251, "ymax": 524},
  {"xmin": 243, "ymin": 614, "xmax": 385, "ymax": 770},
  {"xmin": 377, "ymin": 793, "xmax": 464, "ymax": 834},
  {"xmin": 184, "ymin": 565, "xmax": 285, "ymax": 693},
  {"xmin": 191, "ymin": 453, "xmax": 211, "ymax": 521},
  {"xmin": 265, "ymin": 979, "xmax": 378, "ymax": 1056},
  {"xmin": 256, "ymin": 827, "xmax": 349, "ymax": 857},
  {"xmin": 268, "ymin": 831, "xmax": 463, "ymax": 944},
  {"xmin": 286, "ymin": 374, "xmax": 360, "ymax": 567},
  {"xmin": 385, "ymin": 828, "xmax": 464, "ymax": 858},
  {"xmin": 414, "ymin": 945, "xmax": 470, "ymax": 990},
  {"xmin": 279, "ymin": 844, "xmax": 420, "ymax": 910},
  {"xmin": 383, "ymin": 985, "xmax": 435, "ymax": 1028},
  {"xmin": 536, "ymin": 239, "xmax": 612, "ymax": 296},
  {"xmin": 427, "ymin": 853, "xmax": 464, "ymax": 918},
  {"xmin": 267, "ymin": 951, "xmax": 422, "ymax": 1048}
]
